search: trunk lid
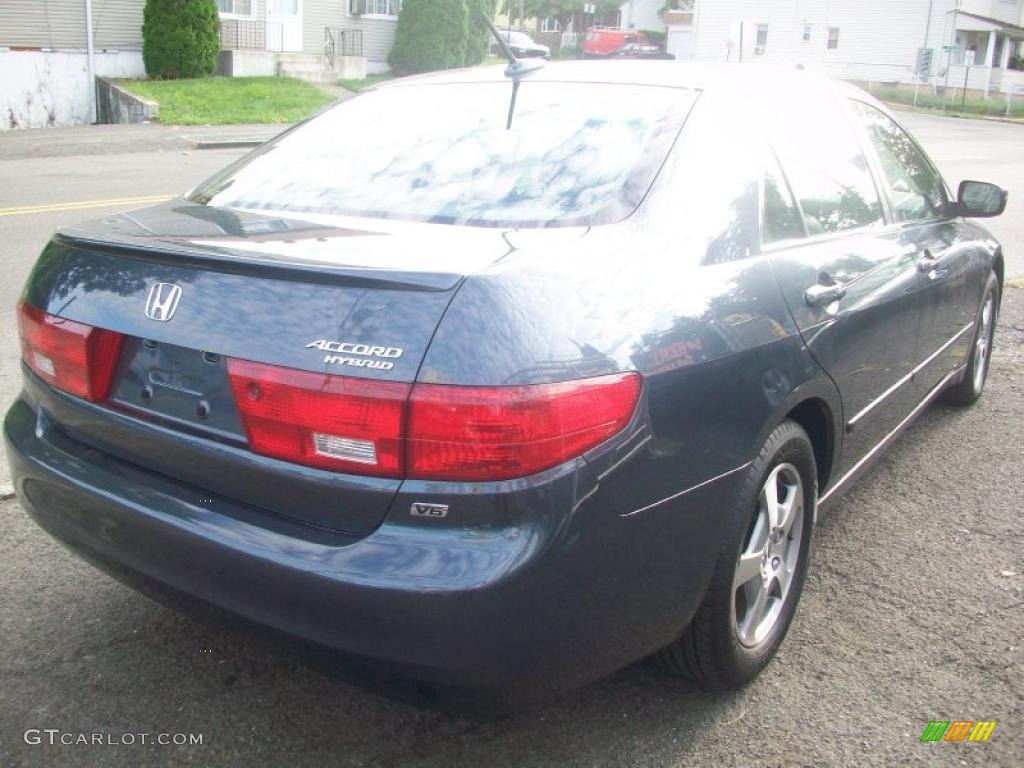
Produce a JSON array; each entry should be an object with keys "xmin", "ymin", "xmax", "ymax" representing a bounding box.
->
[{"xmin": 24, "ymin": 201, "xmax": 512, "ymax": 535}]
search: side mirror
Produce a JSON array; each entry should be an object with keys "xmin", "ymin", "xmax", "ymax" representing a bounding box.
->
[{"xmin": 957, "ymin": 180, "xmax": 1008, "ymax": 218}]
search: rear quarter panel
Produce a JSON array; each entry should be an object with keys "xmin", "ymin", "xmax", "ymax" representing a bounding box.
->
[{"xmin": 418, "ymin": 93, "xmax": 843, "ymax": 518}]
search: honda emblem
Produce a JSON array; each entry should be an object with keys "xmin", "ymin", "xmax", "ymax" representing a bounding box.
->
[{"xmin": 144, "ymin": 283, "xmax": 182, "ymax": 322}]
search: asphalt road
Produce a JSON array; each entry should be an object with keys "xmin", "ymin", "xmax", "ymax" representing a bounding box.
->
[{"xmin": 1, "ymin": 115, "xmax": 1022, "ymax": 767}]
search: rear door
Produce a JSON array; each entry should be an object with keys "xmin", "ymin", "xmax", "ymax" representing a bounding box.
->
[
  {"xmin": 850, "ymin": 101, "xmax": 976, "ymax": 393},
  {"xmin": 764, "ymin": 95, "xmax": 925, "ymax": 478}
]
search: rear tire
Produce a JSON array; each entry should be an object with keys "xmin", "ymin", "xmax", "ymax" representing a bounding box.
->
[
  {"xmin": 657, "ymin": 420, "xmax": 816, "ymax": 688},
  {"xmin": 943, "ymin": 272, "xmax": 999, "ymax": 407}
]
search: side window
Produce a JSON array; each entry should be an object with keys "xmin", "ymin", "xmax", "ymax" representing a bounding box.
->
[
  {"xmin": 852, "ymin": 101, "xmax": 948, "ymax": 223},
  {"xmin": 763, "ymin": 153, "xmax": 805, "ymax": 245},
  {"xmin": 770, "ymin": 98, "xmax": 884, "ymax": 236}
]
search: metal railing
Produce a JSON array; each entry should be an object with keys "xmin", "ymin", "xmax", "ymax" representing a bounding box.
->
[
  {"xmin": 220, "ymin": 18, "xmax": 266, "ymax": 50},
  {"xmin": 324, "ymin": 27, "xmax": 364, "ymax": 67},
  {"xmin": 220, "ymin": 19, "xmax": 284, "ymax": 52}
]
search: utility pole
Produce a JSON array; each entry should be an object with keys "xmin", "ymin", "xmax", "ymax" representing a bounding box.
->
[
  {"xmin": 519, "ymin": 0, "xmax": 525, "ymax": 32},
  {"xmin": 946, "ymin": 0, "xmax": 960, "ymax": 109},
  {"xmin": 84, "ymin": 0, "xmax": 96, "ymax": 123},
  {"xmin": 914, "ymin": 0, "xmax": 935, "ymax": 106}
]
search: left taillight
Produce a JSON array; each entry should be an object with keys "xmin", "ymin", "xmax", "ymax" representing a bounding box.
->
[{"xmin": 17, "ymin": 301, "xmax": 124, "ymax": 402}]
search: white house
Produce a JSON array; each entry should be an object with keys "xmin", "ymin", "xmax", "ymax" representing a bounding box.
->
[
  {"xmin": 689, "ymin": 0, "xmax": 1024, "ymax": 97},
  {"xmin": 0, "ymin": 0, "xmax": 398, "ymax": 130},
  {"xmin": 619, "ymin": 0, "xmax": 666, "ymax": 33}
]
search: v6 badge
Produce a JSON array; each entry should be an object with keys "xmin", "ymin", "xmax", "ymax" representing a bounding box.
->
[{"xmin": 410, "ymin": 503, "xmax": 449, "ymax": 519}]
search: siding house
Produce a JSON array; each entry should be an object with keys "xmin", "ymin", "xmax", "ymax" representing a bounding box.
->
[
  {"xmin": 619, "ymin": 0, "xmax": 667, "ymax": 33},
  {"xmin": 0, "ymin": 0, "xmax": 399, "ymax": 130},
  {"xmin": 688, "ymin": 0, "xmax": 1024, "ymax": 97}
]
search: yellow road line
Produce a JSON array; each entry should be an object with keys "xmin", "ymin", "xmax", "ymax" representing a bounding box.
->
[{"xmin": 0, "ymin": 194, "xmax": 176, "ymax": 217}]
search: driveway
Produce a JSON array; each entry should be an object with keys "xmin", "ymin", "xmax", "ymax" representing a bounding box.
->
[{"xmin": 0, "ymin": 118, "xmax": 1022, "ymax": 767}]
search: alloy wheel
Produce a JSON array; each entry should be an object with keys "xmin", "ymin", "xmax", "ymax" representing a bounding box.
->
[
  {"xmin": 973, "ymin": 294, "xmax": 994, "ymax": 393},
  {"xmin": 732, "ymin": 463, "xmax": 805, "ymax": 648}
]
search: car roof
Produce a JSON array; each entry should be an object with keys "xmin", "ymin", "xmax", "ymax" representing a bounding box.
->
[{"xmin": 379, "ymin": 61, "xmax": 876, "ymax": 105}]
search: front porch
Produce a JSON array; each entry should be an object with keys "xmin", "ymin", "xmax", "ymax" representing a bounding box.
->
[
  {"xmin": 217, "ymin": 19, "xmax": 366, "ymax": 81},
  {"xmin": 949, "ymin": 11, "xmax": 1024, "ymax": 97}
]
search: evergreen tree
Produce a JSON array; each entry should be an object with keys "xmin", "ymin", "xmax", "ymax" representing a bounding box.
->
[
  {"xmin": 388, "ymin": 0, "xmax": 470, "ymax": 74},
  {"xmin": 463, "ymin": 0, "xmax": 495, "ymax": 67},
  {"xmin": 142, "ymin": 0, "xmax": 220, "ymax": 80}
]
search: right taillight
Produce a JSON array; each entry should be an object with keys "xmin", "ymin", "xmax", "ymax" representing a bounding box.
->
[
  {"xmin": 226, "ymin": 359, "xmax": 641, "ymax": 482},
  {"xmin": 406, "ymin": 374, "xmax": 642, "ymax": 481}
]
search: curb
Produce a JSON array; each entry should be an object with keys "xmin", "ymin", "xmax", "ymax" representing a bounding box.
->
[
  {"xmin": 888, "ymin": 103, "xmax": 1024, "ymax": 126},
  {"xmin": 195, "ymin": 139, "xmax": 266, "ymax": 150},
  {"xmin": 0, "ymin": 483, "xmax": 14, "ymax": 501}
]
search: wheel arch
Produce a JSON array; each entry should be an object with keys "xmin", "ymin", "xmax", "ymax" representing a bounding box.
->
[
  {"xmin": 993, "ymin": 249, "xmax": 1004, "ymax": 301},
  {"xmin": 784, "ymin": 397, "xmax": 836, "ymax": 494}
]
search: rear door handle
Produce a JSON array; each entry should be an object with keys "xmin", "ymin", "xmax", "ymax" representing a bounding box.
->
[{"xmin": 804, "ymin": 280, "xmax": 847, "ymax": 307}]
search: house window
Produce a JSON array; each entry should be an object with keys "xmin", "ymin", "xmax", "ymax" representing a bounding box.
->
[
  {"xmin": 353, "ymin": 0, "xmax": 401, "ymax": 16},
  {"xmin": 217, "ymin": 0, "xmax": 252, "ymax": 15},
  {"xmin": 540, "ymin": 17, "xmax": 561, "ymax": 34},
  {"xmin": 755, "ymin": 24, "xmax": 768, "ymax": 55},
  {"xmin": 827, "ymin": 27, "xmax": 840, "ymax": 50},
  {"xmin": 802, "ymin": 24, "xmax": 812, "ymax": 42}
]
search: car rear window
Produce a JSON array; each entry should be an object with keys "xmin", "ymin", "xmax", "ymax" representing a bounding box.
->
[{"xmin": 189, "ymin": 82, "xmax": 696, "ymax": 228}]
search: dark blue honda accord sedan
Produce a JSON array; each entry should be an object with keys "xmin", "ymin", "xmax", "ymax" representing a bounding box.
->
[{"xmin": 4, "ymin": 62, "xmax": 1006, "ymax": 697}]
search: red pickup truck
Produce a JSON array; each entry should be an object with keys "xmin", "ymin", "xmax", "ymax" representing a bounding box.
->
[{"xmin": 583, "ymin": 27, "xmax": 650, "ymax": 57}]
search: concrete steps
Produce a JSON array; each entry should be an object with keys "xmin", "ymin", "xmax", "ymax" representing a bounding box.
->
[{"xmin": 276, "ymin": 53, "xmax": 337, "ymax": 83}]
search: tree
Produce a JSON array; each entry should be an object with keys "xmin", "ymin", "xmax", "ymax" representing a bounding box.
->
[
  {"xmin": 388, "ymin": 0, "xmax": 469, "ymax": 74},
  {"xmin": 660, "ymin": 1, "xmax": 695, "ymax": 13},
  {"xmin": 501, "ymin": 0, "xmax": 619, "ymax": 30},
  {"xmin": 463, "ymin": 0, "xmax": 495, "ymax": 66},
  {"xmin": 142, "ymin": 0, "xmax": 220, "ymax": 80}
]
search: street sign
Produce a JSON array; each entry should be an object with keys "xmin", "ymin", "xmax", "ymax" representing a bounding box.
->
[{"xmin": 942, "ymin": 44, "xmax": 959, "ymax": 53}]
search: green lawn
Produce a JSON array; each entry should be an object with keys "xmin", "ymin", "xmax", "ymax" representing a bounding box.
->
[
  {"xmin": 338, "ymin": 58, "xmax": 507, "ymax": 92},
  {"xmin": 338, "ymin": 74, "xmax": 394, "ymax": 92},
  {"xmin": 118, "ymin": 76, "xmax": 335, "ymax": 125},
  {"xmin": 855, "ymin": 82, "xmax": 1024, "ymax": 119}
]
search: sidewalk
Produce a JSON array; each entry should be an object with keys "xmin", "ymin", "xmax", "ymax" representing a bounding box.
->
[
  {"xmin": 0, "ymin": 122, "xmax": 288, "ymax": 160},
  {"xmin": 887, "ymin": 102, "xmax": 1024, "ymax": 126}
]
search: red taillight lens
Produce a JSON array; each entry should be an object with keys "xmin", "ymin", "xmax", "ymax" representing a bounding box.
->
[
  {"xmin": 407, "ymin": 373, "xmax": 642, "ymax": 481},
  {"xmin": 17, "ymin": 301, "xmax": 124, "ymax": 402},
  {"xmin": 226, "ymin": 359, "xmax": 411, "ymax": 476},
  {"xmin": 226, "ymin": 358, "xmax": 641, "ymax": 481}
]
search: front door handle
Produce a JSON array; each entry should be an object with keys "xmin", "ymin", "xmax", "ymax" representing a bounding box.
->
[
  {"xmin": 804, "ymin": 280, "xmax": 847, "ymax": 307},
  {"xmin": 917, "ymin": 247, "xmax": 945, "ymax": 273}
]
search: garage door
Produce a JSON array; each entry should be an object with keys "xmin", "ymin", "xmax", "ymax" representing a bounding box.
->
[{"xmin": 667, "ymin": 29, "xmax": 693, "ymax": 60}]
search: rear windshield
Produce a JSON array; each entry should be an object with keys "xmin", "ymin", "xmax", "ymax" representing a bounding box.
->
[{"xmin": 189, "ymin": 82, "xmax": 696, "ymax": 228}]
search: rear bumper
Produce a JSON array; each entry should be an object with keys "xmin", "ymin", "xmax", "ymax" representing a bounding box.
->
[{"xmin": 5, "ymin": 393, "xmax": 736, "ymax": 693}]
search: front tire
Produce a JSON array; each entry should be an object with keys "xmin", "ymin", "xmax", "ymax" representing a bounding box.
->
[
  {"xmin": 657, "ymin": 420, "xmax": 816, "ymax": 688},
  {"xmin": 943, "ymin": 272, "xmax": 999, "ymax": 407}
]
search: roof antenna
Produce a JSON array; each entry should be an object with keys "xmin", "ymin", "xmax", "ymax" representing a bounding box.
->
[{"xmin": 481, "ymin": 13, "xmax": 546, "ymax": 129}]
